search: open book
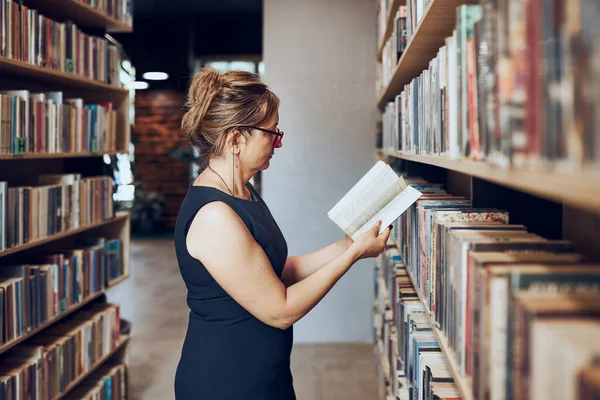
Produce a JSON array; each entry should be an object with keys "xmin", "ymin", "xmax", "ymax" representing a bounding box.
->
[{"xmin": 328, "ymin": 161, "xmax": 422, "ymax": 240}]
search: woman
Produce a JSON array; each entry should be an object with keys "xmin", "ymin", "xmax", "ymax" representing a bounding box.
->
[{"xmin": 173, "ymin": 67, "xmax": 390, "ymax": 400}]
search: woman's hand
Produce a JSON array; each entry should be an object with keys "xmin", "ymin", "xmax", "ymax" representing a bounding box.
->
[{"xmin": 349, "ymin": 220, "xmax": 391, "ymax": 260}]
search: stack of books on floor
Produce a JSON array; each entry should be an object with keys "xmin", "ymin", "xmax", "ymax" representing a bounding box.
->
[{"xmin": 374, "ymin": 175, "xmax": 600, "ymax": 400}]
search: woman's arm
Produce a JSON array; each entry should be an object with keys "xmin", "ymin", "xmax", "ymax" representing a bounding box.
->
[
  {"xmin": 281, "ymin": 236, "xmax": 353, "ymax": 286},
  {"xmin": 186, "ymin": 202, "xmax": 389, "ymax": 330}
]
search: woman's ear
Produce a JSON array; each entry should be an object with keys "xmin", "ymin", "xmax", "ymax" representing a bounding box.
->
[{"xmin": 227, "ymin": 130, "xmax": 246, "ymax": 155}]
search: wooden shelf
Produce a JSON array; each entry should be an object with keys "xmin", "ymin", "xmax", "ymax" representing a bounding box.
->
[
  {"xmin": 23, "ymin": 0, "xmax": 132, "ymax": 33},
  {"xmin": 0, "ymin": 211, "xmax": 130, "ymax": 258},
  {"xmin": 401, "ymin": 260, "xmax": 473, "ymax": 400},
  {"xmin": 377, "ymin": 0, "xmax": 478, "ymax": 109},
  {"xmin": 0, "ymin": 57, "xmax": 128, "ymax": 95},
  {"xmin": 377, "ymin": 0, "xmax": 403, "ymax": 61},
  {"xmin": 0, "ymin": 151, "xmax": 127, "ymax": 160},
  {"xmin": 107, "ymin": 274, "xmax": 130, "ymax": 288},
  {"xmin": 383, "ymin": 151, "xmax": 600, "ymax": 214},
  {"xmin": 0, "ymin": 274, "xmax": 130, "ymax": 354},
  {"xmin": 54, "ymin": 334, "xmax": 130, "ymax": 400}
]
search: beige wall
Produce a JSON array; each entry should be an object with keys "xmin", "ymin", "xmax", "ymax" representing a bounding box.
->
[{"xmin": 263, "ymin": 0, "xmax": 378, "ymax": 343}]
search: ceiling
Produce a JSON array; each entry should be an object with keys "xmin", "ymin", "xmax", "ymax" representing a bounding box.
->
[
  {"xmin": 133, "ymin": 0, "xmax": 262, "ymax": 15},
  {"xmin": 111, "ymin": 0, "xmax": 263, "ymax": 90}
]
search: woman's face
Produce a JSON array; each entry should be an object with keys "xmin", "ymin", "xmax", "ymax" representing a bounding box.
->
[{"xmin": 240, "ymin": 110, "xmax": 281, "ymax": 171}]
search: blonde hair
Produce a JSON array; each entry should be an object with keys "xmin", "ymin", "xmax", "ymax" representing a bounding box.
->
[{"xmin": 181, "ymin": 67, "xmax": 280, "ymax": 171}]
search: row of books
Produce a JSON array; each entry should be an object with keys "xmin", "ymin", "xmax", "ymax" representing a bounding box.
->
[
  {"xmin": 388, "ymin": 175, "xmax": 600, "ymax": 400},
  {"xmin": 77, "ymin": 0, "xmax": 133, "ymax": 28},
  {"xmin": 0, "ymin": 236, "xmax": 123, "ymax": 346},
  {"xmin": 381, "ymin": 1, "xmax": 600, "ymax": 173},
  {"xmin": 379, "ymin": 6, "xmax": 407, "ymax": 92},
  {"xmin": 0, "ymin": 0, "xmax": 122, "ymax": 85},
  {"xmin": 0, "ymin": 90, "xmax": 118, "ymax": 155},
  {"xmin": 64, "ymin": 361, "xmax": 127, "ymax": 400},
  {"xmin": 0, "ymin": 302, "xmax": 121, "ymax": 399},
  {"xmin": 374, "ymin": 255, "xmax": 462, "ymax": 400},
  {"xmin": 376, "ymin": 0, "xmax": 395, "ymax": 50},
  {"xmin": 0, "ymin": 174, "xmax": 115, "ymax": 251}
]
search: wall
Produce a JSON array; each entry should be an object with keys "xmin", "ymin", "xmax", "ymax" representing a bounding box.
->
[
  {"xmin": 263, "ymin": 0, "xmax": 377, "ymax": 343},
  {"xmin": 134, "ymin": 90, "xmax": 190, "ymax": 229}
]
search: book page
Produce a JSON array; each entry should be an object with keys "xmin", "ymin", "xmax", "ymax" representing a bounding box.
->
[
  {"xmin": 328, "ymin": 162, "xmax": 399, "ymax": 234},
  {"xmin": 328, "ymin": 161, "xmax": 422, "ymax": 239},
  {"xmin": 350, "ymin": 185, "xmax": 422, "ymax": 239},
  {"xmin": 327, "ymin": 161, "xmax": 389, "ymax": 218}
]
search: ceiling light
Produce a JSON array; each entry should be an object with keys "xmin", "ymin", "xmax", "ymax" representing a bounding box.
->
[
  {"xmin": 143, "ymin": 72, "xmax": 169, "ymax": 80},
  {"xmin": 126, "ymin": 81, "xmax": 149, "ymax": 90}
]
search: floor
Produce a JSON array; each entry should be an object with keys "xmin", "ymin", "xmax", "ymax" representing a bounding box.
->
[{"xmin": 106, "ymin": 239, "xmax": 379, "ymax": 400}]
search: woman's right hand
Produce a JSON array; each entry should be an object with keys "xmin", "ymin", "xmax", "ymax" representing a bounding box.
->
[{"xmin": 349, "ymin": 220, "xmax": 391, "ymax": 260}]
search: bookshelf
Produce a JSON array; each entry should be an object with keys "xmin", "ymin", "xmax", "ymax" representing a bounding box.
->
[
  {"xmin": 54, "ymin": 334, "xmax": 130, "ymax": 400},
  {"xmin": 23, "ymin": 0, "xmax": 133, "ymax": 32},
  {"xmin": 0, "ymin": 0, "xmax": 133, "ymax": 397},
  {"xmin": 0, "ymin": 211, "xmax": 129, "ymax": 258},
  {"xmin": 377, "ymin": 0, "xmax": 403, "ymax": 61},
  {"xmin": 403, "ymin": 263, "xmax": 472, "ymax": 400},
  {"xmin": 377, "ymin": 0, "xmax": 478, "ymax": 108},
  {"xmin": 0, "ymin": 57, "xmax": 129, "ymax": 95},
  {"xmin": 374, "ymin": 0, "xmax": 600, "ymax": 399},
  {"xmin": 383, "ymin": 151, "xmax": 600, "ymax": 214},
  {"xmin": 0, "ymin": 150, "xmax": 124, "ymax": 160},
  {"xmin": 0, "ymin": 277, "xmax": 129, "ymax": 354}
]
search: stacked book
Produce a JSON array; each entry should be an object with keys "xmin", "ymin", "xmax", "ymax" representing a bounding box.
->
[
  {"xmin": 64, "ymin": 360, "xmax": 128, "ymax": 400},
  {"xmin": 0, "ymin": 174, "xmax": 114, "ymax": 251},
  {"xmin": 0, "ymin": 90, "xmax": 118, "ymax": 155},
  {"xmin": 380, "ymin": 175, "xmax": 600, "ymax": 400},
  {"xmin": 377, "ymin": 5, "xmax": 408, "ymax": 95},
  {"xmin": 0, "ymin": 0, "xmax": 122, "ymax": 85},
  {"xmin": 381, "ymin": 0, "xmax": 600, "ymax": 174},
  {"xmin": 78, "ymin": 0, "xmax": 133, "ymax": 28},
  {"xmin": 376, "ymin": 250, "xmax": 463, "ymax": 400},
  {"xmin": 0, "ymin": 302, "xmax": 121, "ymax": 398},
  {"xmin": 0, "ymin": 236, "xmax": 123, "ymax": 346}
]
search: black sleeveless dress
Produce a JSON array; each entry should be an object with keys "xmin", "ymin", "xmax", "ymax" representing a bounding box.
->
[{"xmin": 173, "ymin": 183, "xmax": 295, "ymax": 400}]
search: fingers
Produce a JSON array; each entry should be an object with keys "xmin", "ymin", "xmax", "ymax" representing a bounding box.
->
[
  {"xmin": 381, "ymin": 227, "xmax": 392, "ymax": 242},
  {"xmin": 372, "ymin": 220, "xmax": 382, "ymax": 234}
]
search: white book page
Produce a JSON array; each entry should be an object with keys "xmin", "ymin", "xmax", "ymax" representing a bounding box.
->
[
  {"xmin": 328, "ymin": 162, "xmax": 398, "ymax": 235},
  {"xmin": 350, "ymin": 185, "xmax": 422, "ymax": 240},
  {"xmin": 327, "ymin": 161, "xmax": 387, "ymax": 218},
  {"xmin": 328, "ymin": 162, "xmax": 422, "ymax": 239}
]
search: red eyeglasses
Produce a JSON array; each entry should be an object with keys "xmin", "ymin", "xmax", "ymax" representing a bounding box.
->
[{"xmin": 240, "ymin": 126, "xmax": 284, "ymax": 148}]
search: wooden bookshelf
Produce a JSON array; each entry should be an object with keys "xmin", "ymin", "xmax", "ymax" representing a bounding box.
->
[
  {"xmin": 23, "ymin": 0, "xmax": 132, "ymax": 33},
  {"xmin": 0, "ymin": 57, "xmax": 128, "ymax": 96},
  {"xmin": 382, "ymin": 151, "xmax": 600, "ymax": 214},
  {"xmin": 401, "ymin": 260, "xmax": 473, "ymax": 400},
  {"xmin": 0, "ymin": 275, "xmax": 130, "ymax": 355},
  {"xmin": 377, "ymin": 0, "xmax": 404, "ymax": 61},
  {"xmin": 108, "ymin": 274, "xmax": 130, "ymax": 288},
  {"xmin": 0, "ymin": 151, "xmax": 127, "ymax": 160},
  {"xmin": 377, "ymin": 0, "xmax": 478, "ymax": 109},
  {"xmin": 0, "ymin": 211, "xmax": 130, "ymax": 258},
  {"xmin": 54, "ymin": 334, "xmax": 131, "ymax": 400}
]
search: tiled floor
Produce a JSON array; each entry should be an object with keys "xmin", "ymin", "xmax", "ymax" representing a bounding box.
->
[{"xmin": 106, "ymin": 239, "xmax": 379, "ymax": 400}]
